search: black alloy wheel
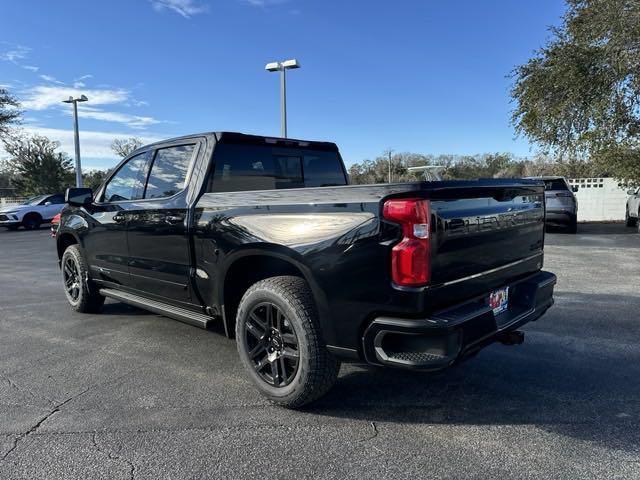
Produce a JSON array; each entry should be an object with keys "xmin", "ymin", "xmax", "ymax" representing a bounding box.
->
[
  {"xmin": 63, "ymin": 255, "xmax": 82, "ymax": 303},
  {"xmin": 244, "ymin": 302, "xmax": 300, "ymax": 387}
]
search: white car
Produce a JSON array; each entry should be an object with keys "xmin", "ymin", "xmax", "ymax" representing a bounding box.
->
[
  {"xmin": 0, "ymin": 194, "xmax": 66, "ymax": 230},
  {"xmin": 626, "ymin": 186, "xmax": 640, "ymax": 232}
]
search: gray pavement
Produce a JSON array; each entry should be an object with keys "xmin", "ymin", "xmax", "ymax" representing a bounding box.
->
[{"xmin": 0, "ymin": 223, "xmax": 639, "ymax": 479}]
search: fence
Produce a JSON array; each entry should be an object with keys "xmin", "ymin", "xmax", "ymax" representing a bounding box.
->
[
  {"xmin": 0, "ymin": 197, "xmax": 27, "ymax": 206},
  {"xmin": 567, "ymin": 178, "xmax": 630, "ymax": 222}
]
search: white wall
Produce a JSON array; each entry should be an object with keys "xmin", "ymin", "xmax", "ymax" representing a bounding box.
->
[{"xmin": 567, "ymin": 177, "xmax": 629, "ymax": 222}]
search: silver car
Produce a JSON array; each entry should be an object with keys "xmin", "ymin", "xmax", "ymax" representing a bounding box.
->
[{"xmin": 527, "ymin": 176, "xmax": 578, "ymax": 233}]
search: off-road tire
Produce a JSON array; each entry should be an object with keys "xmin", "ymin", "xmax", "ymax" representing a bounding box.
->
[
  {"xmin": 567, "ymin": 217, "xmax": 578, "ymax": 234},
  {"xmin": 235, "ymin": 275, "xmax": 340, "ymax": 408},
  {"xmin": 61, "ymin": 244, "xmax": 105, "ymax": 313}
]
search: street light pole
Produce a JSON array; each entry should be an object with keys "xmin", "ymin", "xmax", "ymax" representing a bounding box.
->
[
  {"xmin": 280, "ymin": 66, "xmax": 287, "ymax": 138},
  {"xmin": 62, "ymin": 95, "xmax": 88, "ymax": 187},
  {"xmin": 265, "ymin": 59, "xmax": 300, "ymax": 138}
]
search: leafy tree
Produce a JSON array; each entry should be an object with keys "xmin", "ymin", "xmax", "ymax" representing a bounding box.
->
[
  {"xmin": 0, "ymin": 88, "xmax": 21, "ymax": 138},
  {"xmin": 111, "ymin": 137, "xmax": 143, "ymax": 158},
  {"xmin": 348, "ymin": 152, "xmax": 534, "ymax": 184},
  {"xmin": 1, "ymin": 133, "xmax": 74, "ymax": 195},
  {"xmin": 511, "ymin": 0, "xmax": 640, "ymax": 183},
  {"xmin": 83, "ymin": 169, "xmax": 108, "ymax": 191}
]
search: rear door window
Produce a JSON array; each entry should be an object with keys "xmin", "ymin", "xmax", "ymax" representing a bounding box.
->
[{"xmin": 144, "ymin": 144, "xmax": 195, "ymax": 199}]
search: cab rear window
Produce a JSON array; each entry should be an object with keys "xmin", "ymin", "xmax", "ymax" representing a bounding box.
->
[
  {"xmin": 543, "ymin": 179, "xmax": 569, "ymax": 191},
  {"xmin": 208, "ymin": 144, "xmax": 347, "ymax": 193}
]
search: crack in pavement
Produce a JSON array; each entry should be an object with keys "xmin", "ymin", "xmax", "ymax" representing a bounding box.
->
[
  {"xmin": 0, "ymin": 386, "xmax": 92, "ymax": 462},
  {"xmin": 1, "ymin": 375, "xmax": 56, "ymax": 407},
  {"xmin": 91, "ymin": 433, "xmax": 136, "ymax": 480},
  {"xmin": 359, "ymin": 421, "xmax": 379, "ymax": 443}
]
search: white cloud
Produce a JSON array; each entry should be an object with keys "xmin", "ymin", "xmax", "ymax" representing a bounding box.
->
[
  {"xmin": 22, "ymin": 85, "xmax": 129, "ymax": 110},
  {"xmin": 73, "ymin": 81, "xmax": 86, "ymax": 88},
  {"xmin": 0, "ymin": 43, "xmax": 30, "ymax": 63},
  {"xmin": 0, "ymin": 43, "xmax": 39, "ymax": 72},
  {"xmin": 245, "ymin": 0, "xmax": 289, "ymax": 6},
  {"xmin": 40, "ymin": 74, "xmax": 64, "ymax": 84},
  {"xmin": 73, "ymin": 105, "xmax": 163, "ymax": 129},
  {"xmin": 19, "ymin": 84, "xmax": 167, "ymax": 129},
  {"xmin": 74, "ymin": 74, "xmax": 93, "ymax": 82},
  {"xmin": 17, "ymin": 126, "xmax": 163, "ymax": 163},
  {"xmin": 150, "ymin": 0, "xmax": 209, "ymax": 17}
]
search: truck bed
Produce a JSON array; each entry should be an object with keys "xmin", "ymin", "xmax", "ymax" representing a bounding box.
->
[{"xmin": 194, "ymin": 178, "xmax": 546, "ymax": 350}]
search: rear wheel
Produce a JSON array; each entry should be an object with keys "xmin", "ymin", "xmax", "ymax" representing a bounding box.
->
[
  {"xmin": 22, "ymin": 213, "xmax": 42, "ymax": 230},
  {"xmin": 6, "ymin": 225, "xmax": 19, "ymax": 231},
  {"xmin": 61, "ymin": 244, "xmax": 105, "ymax": 313},
  {"xmin": 625, "ymin": 209, "xmax": 637, "ymax": 227},
  {"xmin": 567, "ymin": 216, "xmax": 578, "ymax": 234},
  {"xmin": 235, "ymin": 276, "xmax": 340, "ymax": 408}
]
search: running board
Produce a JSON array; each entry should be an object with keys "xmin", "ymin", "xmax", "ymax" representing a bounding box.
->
[{"xmin": 99, "ymin": 288, "xmax": 212, "ymax": 329}]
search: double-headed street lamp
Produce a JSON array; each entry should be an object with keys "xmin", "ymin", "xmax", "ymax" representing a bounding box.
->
[
  {"xmin": 62, "ymin": 94, "xmax": 88, "ymax": 187},
  {"xmin": 265, "ymin": 59, "xmax": 300, "ymax": 138}
]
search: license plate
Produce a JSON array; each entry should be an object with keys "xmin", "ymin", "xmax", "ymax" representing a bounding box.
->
[{"xmin": 489, "ymin": 287, "xmax": 509, "ymax": 315}]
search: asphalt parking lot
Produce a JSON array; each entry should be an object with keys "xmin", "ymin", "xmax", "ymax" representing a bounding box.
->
[{"xmin": 0, "ymin": 223, "xmax": 639, "ymax": 479}]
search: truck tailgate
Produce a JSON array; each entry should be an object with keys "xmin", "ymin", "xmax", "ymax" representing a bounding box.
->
[{"xmin": 427, "ymin": 183, "xmax": 545, "ymax": 286}]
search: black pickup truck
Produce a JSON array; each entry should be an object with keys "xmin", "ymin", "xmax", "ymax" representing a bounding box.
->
[{"xmin": 57, "ymin": 132, "xmax": 556, "ymax": 407}]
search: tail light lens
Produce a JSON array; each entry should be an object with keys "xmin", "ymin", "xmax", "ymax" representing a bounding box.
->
[{"xmin": 383, "ymin": 198, "xmax": 431, "ymax": 286}]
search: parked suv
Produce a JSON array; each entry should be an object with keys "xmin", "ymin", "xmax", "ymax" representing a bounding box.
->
[
  {"xmin": 0, "ymin": 193, "xmax": 66, "ymax": 230},
  {"xmin": 57, "ymin": 132, "xmax": 556, "ymax": 407},
  {"xmin": 626, "ymin": 186, "xmax": 640, "ymax": 232},
  {"xmin": 527, "ymin": 176, "xmax": 578, "ymax": 233}
]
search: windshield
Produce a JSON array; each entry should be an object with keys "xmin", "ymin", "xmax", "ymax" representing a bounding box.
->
[{"xmin": 21, "ymin": 195, "xmax": 47, "ymax": 205}]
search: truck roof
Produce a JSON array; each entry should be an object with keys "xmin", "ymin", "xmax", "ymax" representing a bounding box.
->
[{"xmin": 141, "ymin": 131, "xmax": 340, "ymax": 153}]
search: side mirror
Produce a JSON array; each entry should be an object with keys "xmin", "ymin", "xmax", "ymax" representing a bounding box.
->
[
  {"xmin": 44, "ymin": 201, "xmax": 52, "ymax": 206},
  {"xmin": 572, "ymin": 185, "xmax": 579, "ymax": 193},
  {"xmin": 627, "ymin": 188, "xmax": 637, "ymax": 195},
  {"xmin": 66, "ymin": 187, "xmax": 94, "ymax": 207}
]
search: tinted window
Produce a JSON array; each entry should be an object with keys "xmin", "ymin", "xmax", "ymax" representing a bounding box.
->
[
  {"xmin": 45, "ymin": 194, "xmax": 65, "ymax": 204},
  {"xmin": 209, "ymin": 144, "xmax": 346, "ymax": 193},
  {"xmin": 103, "ymin": 152, "xmax": 150, "ymax": 202},
  {"xmin": 145, "ymin": 145, "xmax": 195, "ymax": 199},
  {"xmin": 543, "ymin": 179, "xmax": 569, "ymax": 191}
]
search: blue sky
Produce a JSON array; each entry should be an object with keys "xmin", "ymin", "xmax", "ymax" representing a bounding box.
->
[{"xmin": 1, "ymin": 0, "xmax": 566, "ymax": 170}]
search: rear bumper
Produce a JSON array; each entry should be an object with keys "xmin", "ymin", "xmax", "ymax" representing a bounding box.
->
[
  {"xmin": 362, "ymin": 270, "xmax": 556, "ymax": 370},
  {"xmin": 545, "ymin": 210, "xmax": 576, "ymax": 226}
]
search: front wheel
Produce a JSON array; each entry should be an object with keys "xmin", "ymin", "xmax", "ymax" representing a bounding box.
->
[
  {"xmin": 61, "ymin": 245, "xmax": 105, "ymax": 313},
  {"xmin": 235, "ymin": 276, "xmax": 340, "ymax": 408}
]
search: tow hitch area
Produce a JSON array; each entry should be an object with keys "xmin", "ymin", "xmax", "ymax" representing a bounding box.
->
[{"xmin": 497, "ymin": 330, "xmax": 525, "ymax": 345}]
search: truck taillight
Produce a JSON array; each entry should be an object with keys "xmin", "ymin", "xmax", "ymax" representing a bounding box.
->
[{"xmin": 383, "ymin": 198, "xmax": 431, "ymax": 287}]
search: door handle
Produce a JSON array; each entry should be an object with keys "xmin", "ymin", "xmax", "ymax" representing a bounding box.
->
[
  {"xmin": 113, "ymin": 213, "xmax": 126, "ymax": 223},
  {"xmin": 165, "ymin": 215, "xmax": 185, "ymax": 225}
]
